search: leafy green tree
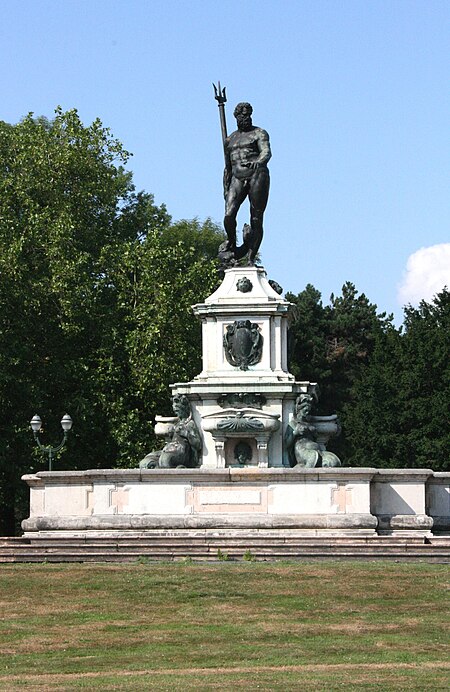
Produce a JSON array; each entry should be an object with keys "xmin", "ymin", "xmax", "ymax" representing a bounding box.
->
[
  {"xmin": 287, "ymin": 282, "xmax": 396, "ymax": 462},
  {"xmin": 0, "ymin": 109, "xmax": 138, "ymax": 533},
  {"xmin": 104, "ymin": 218, "xmax": 221, "ymax": 467},
  {"xmin": 288, "ymin": 282, "xmax": 393, "ymax": 406},
  {"xmin": 0, "ymin": 109, "xmax": 222, "ymax": 534},
  {"xmin": 286, "ymin": 284, "xmax": 330, "ymax": 385},
  {"xmin": 397, "ymin": 289, "xmax": 450, "ymax": 470},
  {"xmin": 344, "ymin": 324, "xmax": 404, "ymax": 467},
  {"xmin": 336, "ymin": 289, "xmax": 449, "ymax": 469},
  {"xmin": 325, "ymin": 282, "xmax": 393, "ymax": 409}
]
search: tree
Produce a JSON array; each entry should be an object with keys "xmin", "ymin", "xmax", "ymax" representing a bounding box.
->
[
  {"xmin": 286, "ymin": 284, "xmax": 330, "ymax": 385},
  {"xmin": 0, "ymin": 109, "xmax": 138, "ymax": 532},
  {"xmin": 0, "ymin": 109, "xmax": 223, "ymax": 534},
  {"xmin": 397, "ymin": 289, "xmax": 450, "ymax": 470},
  {"xmin": 287, "ymin": 282, "xmax": 395, "ymax": 461},
  {"xmin": 344, "ymin": 324, "xmax": 404, "ymax": 467},
  {"xmin": 102, "ymin": 218, "xmax": 221, "ymax": 467},
  {"xmin": 341, "ymin": 289, "xmax": 449, "ymax": 470}
]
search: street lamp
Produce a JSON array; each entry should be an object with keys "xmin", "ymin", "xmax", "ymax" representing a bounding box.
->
[{"xmin": 30, "ymin": 414, "xmax": 73, "ymax": 471}]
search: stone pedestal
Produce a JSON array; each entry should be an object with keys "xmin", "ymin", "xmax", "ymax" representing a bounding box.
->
[
  {"xmin": 21, "ymin": 468, "xmax": 449, "ymax": 538},
  {"xmin": 167, "ymin": 265, "xmax": 332, "ymax": 469},
  {"xmin": 371, "ymin": 470, "xmax": 434, "ymax": 536},
  {"xmin": 426, "ymin": 472, "xmax": 450, "ymax": 534},
  {"xmin": 21, "ymin": 468, "xmax": 378, "ymax": 535}
]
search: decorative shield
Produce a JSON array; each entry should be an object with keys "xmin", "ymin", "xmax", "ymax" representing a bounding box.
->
[{"xmin": 223, "ymin": 320, "xmax": 263, "ymax": 370}]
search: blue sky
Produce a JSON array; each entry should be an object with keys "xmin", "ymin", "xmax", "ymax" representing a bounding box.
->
[{"xmin": 2, "ymin": 0, "xmax": 449, "ymax": 324}]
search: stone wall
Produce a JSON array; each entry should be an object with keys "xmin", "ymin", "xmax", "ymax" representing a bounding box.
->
[{"xmin": 21, "ymin": 467, "xmax": 449, "ymax": 537}]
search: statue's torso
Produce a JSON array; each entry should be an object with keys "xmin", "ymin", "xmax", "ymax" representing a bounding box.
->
[{"xmin": 226, "ymin": 127, "xmax": 268, "ymax": 180}]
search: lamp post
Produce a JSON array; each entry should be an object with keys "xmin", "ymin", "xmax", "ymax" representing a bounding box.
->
[{"xmin": 30, "ymin": 414, "xmax": 73, "ymax": 471}]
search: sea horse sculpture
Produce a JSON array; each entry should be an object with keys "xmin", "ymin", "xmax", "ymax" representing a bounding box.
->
[
  {"xmin": 140, "ymin": 394, "xmax": 202, "ymax": 469},
  {"xmin": 285, "ymin": 393, "xmax": 341, "ymax": 468}
]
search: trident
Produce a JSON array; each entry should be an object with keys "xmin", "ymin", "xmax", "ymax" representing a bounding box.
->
[{"xmin": 213, "ymin": 82, "xmax": 228, "ymax": 164}]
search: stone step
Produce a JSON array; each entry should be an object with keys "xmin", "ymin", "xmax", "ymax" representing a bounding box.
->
[
  {"xmin": 13, "ymin": 537, "xmax": 430, "ymax": 547},
  {"xmin": 11, "ymin": 533, "xmax": 433, "ymax": 545},
  {"xmin": 426, "ymin": 535, "xmax": 450, "ymax": 546},
  {"xmin": 1, "ymin": 551, "xmax": 448, "ymax": 564},
  {"xmin": 3, "ymin": 541, "xmax": 438, "ymax": 555},
  {"xmin": 13, "ymin": 538, "xmax": 428, "ymax": 550},
  {"xmin": 3, "ymin": 544, "xmax": 446, "ymax": 555},
  {"xmin": 1, "ymin": 534, "xmax": 449, "ymax": 563},
  {"xmin": 2, "ymin": 534, "xmax": 448, "ymax": 546}
]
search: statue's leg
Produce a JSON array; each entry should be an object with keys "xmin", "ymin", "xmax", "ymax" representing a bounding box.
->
[
  {"xmin": 294, "ymin": 440, "xmax": 320, "ymax": 468},
  {"xmin": 139, "ymin": 451, "xmax": 161, "ymax": 469},
  {"xmin": 248, "ymin": 169, "xmax": 270, "ymax": 262},
  {"xmin": 224, "ymin": 178, "xmax": 247, "ymax": 249},
  {"xmin": 322, "ymin": 452, "xmax": 341, "ymax": 468}
]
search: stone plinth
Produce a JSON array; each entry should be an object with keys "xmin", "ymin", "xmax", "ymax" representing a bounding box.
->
[
  {"xmin": 167, "ymin": 265, "xmax": 323, "ymax": 468},
  {"xmin": 20, "ymin": 467, "xmax": 447, "ymax": 538},
  {"xmin": 370, "ymin": 469, "xmax": 434, "ymax": 536},
  {"xmin": 427, "ymin": 472, "xmax": 450, "ymax": 534},
  {"xmin": 192, "ymin": 265, "xmax": 292, "ymax": 383}
]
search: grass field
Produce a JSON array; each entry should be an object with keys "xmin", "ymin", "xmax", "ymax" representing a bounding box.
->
[{"xmin": 0, "ymin": 561, "xmax": 448, "ymax": 690}]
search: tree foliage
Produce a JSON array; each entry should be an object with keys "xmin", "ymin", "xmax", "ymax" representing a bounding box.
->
[
  {"xmin": 398, "ymin": 290, "xmax": 450, "ymax": 470},
  {"xmin": 287, "ymin": 283, "xmax": 449, "ymax": 470},
  {"xmin": 0, "ymin": 110, "xmax": 222, "ymax": 533}
]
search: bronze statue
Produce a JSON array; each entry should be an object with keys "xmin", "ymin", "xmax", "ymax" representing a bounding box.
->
[
  {"xmin": 285, "ymin": 393, "xmax": 341, "ymax": 468},
  {"xmin": 140, "ymin": 394, "xmax": 202, "ymax": 469},
  {"xmin": 214, "ymin": 84, "xmax": 271, "ymax": 265}
]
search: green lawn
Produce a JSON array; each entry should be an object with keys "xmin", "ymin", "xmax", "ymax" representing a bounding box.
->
[{"xmin": 0, "ymin": 562, "xmax": 448, "ymax": 690}]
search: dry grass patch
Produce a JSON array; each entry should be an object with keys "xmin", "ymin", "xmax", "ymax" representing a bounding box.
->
[
  {"xmin": 0, "ymin": 561, "xmax": 448, "ymax": 688},
  {"xmin": 2, "ymin": 662, "xmax": 450, "ymax": 690}
]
